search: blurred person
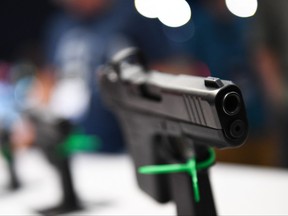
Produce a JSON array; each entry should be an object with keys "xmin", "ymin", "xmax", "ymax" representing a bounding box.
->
[
  {"xmin": 42, "ymin": 0, "xmax": 187, "ymax": 152},
  {"xmin": 251, "ymin": 0, "xmax": 288, "ymax": 167}
]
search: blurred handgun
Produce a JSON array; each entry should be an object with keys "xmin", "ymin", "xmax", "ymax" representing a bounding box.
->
[
  {"xmin": 25, "ymin": 108, "xmax": 99, "ymax": 215},
  {"xmin": 98, "ymin": 48, "xmax": 248, "ymax": 203},
  {"xmin": 25, "ymin": 110, "xmax": 81, "ymax": 215}
]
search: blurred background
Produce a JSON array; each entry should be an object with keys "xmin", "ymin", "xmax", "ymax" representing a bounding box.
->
[
  {"xmin": 0, "ymin": 0, "xmax": 288, "ymax": 213},
  {"xmin": 0, "ymin": 0, "xmax": 283, "ymax": 166}
]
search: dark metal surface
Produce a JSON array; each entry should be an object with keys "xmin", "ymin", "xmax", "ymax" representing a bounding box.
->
[{"xmin": 98, "ymin": 48, "xmax": 249, "ymax": 214}]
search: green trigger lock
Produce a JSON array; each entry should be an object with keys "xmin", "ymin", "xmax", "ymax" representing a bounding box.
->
[
  {"xmin": 58, "ymin": 134, "xmax": 101, "ymax": 157},
  {"xmin": 138, "ymin": 148, "xmax": 216, "ymax": 203}
]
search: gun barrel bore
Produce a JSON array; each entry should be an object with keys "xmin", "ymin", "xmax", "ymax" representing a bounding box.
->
[
  {"xmin": 229, "ymin": 119, "xmax": 246, "ymax": 139},
  {"xmin": 223, "ymin": 92, "xmax": 241, "ymax": 115}
]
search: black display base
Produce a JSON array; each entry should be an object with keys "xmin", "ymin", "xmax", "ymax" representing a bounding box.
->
[
  {"xmin": 38, "ymin": 158, "xmax": 82, "ymax": 215},
  {"xmin": 7, "ymin": 165, "xmax": 21, "ymax": 191},
  {"xmin": 7, "ymin": 182, "xmax": 20, "ymax": 191},
  {"xmin": 39, "ymin": 202, "xmax": 82, "ymax": 216},
  {"xmin": 1, "ymin": 131, "xmax": 21, "ymax": 192}
]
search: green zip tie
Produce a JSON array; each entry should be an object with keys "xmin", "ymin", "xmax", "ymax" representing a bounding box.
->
[
  {"xmin": 138, "ymin": 148, "xmax": 216, "ymax": 203},
  {"xmin": 58, "ymin": 134, "xmax": 101, "ymax": 157}
]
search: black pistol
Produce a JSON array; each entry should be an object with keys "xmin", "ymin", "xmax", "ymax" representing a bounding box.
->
[{"xmin": 98, "ymin": 48, "xmax": 248, "ymax": 215}]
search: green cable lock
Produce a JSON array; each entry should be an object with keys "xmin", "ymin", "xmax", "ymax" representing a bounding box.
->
[
  {"xmin": 138, "ymin": 148, "xmax": 216, "ymax": 203},
  {"xmin": 58, "ymin": 134, "xmax": 101, "ymax": 157}
]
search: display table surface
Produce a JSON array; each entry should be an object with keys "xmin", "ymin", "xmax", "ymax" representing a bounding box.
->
[{"xmin": 0, "ymin": 149, "xmax": 287, "ymax": 215}]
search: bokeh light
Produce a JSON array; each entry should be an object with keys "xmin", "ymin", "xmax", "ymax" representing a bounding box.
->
[
  {"xmin": 225, "ymin": 0, "xmax": 258, "ymax": 18},
  {"xmin": 134, "ymin": 0, "xmax": 191, "ymax": 28},
  {"xmin": 158, "ymin": 0, "xmax": 191, "ymax": 28},
  {"xmin": 134, "ymin": 0, "xmax": 163, "ymax": 19}
]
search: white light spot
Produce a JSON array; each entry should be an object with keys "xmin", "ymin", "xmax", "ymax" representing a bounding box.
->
[
  {"xmin": 134, "ymin": 0, "xmax": 192, "ymax": 28},
  {"xmin": 225, "ymin": 0, "xmax": 258, "ymax": 18},
  {"xmin": 158, "ymin": 0, "xmax": 192, "ymax": 28},
  {"xmin": 134, "ymin": 0, "xmax": 164, "ymax": 19}
]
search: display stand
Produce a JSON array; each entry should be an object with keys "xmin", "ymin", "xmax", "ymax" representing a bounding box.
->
[
  {"xmin": 38, "ymin": 133, "xmax": 98, "ymax": 216},
  {"xmin": 140, "ymin": 144, "xmax": 217, "ymax": 216},
  {"xmin": 39, "ymin": 157, "xmax": 82, "ymax": 215},
  {"xmin": 1, "ymin": 131, "xmax": 20, "ymax": 191}
]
